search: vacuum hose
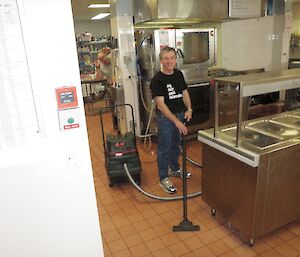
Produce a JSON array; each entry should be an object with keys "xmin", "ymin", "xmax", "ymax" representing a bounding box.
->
[
  {"xmin": 180, "ymin": 147, "xmax": 202, "ymax": 169},
  {"xmin": 123, "ymin": 163, "xmax": 202, "ymax": 201}
]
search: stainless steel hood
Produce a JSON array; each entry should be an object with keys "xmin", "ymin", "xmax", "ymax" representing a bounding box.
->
[{"xmin": 133, "ymin": 0, "xmax": 229, "ymax": 24}]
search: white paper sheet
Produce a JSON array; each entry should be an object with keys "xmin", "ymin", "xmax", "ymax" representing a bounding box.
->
[
  {"xmin": 229, "ymin": 0, "xmax": 261, "ymax": 18},
  {"xmin": 0, "ymin": 0, "xmax": 40, "ymax": 150}
]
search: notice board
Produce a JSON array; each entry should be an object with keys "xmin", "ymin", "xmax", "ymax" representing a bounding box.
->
[
  {"xmin": 0, "ymin": 0, "xmax": 40, "ymax": 151},
  {"xmin": 229, "ymin": 0, "xmax": 261, "ymax": 18}
]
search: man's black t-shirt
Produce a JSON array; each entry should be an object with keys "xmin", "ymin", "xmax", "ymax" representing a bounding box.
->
[{"xmin": 150, "ymin": 69, "xmax": 187, "ymax": 113}]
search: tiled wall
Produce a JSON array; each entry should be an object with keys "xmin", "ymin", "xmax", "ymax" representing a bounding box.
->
[{"xmin": 221, "ymin": 15, "xmax": 284, "ymax": 71}]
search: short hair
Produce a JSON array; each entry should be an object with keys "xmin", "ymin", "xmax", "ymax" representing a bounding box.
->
[{"xmin": 159, "ymin": 46, "xmax": 176, "ymax": 60}]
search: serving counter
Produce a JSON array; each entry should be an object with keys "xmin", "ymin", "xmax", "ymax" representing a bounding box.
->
[{"xmin": 198, "ymin": 69, "xmax": 300, "ymax": 245}]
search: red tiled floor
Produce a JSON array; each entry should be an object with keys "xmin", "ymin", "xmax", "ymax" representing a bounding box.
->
[
  {"xmin": 275, "ymin": 228, "xmax": 297, "ymax": 242},
  {"xmin": 233, "ymin": 245, "xmax": 258, "ymax": 257},
  {"xmin": 168, "ymin": 241, "xmax": 190, "ymax": 256},
  {"xmin": 287, "ymin": 236, "xmax": 300, "ymax": 251},
  {"xmin": 107, "ymin": 238, "xmax": 128, "ymax": 254},
  {"xmin": 208, "ymin": 240, "xmax": 232, "ymax": 256},
  {"xmin": 138, "ymin": 228, "xmax": 157, "ymax": 241},
  {"xmin": 147, "ymin": 215, "xmax": 165, "ymax": 227},
  {"xmin": 160, "ymin": 232, "xmax": 181, "ymax": 247},
  {"xmin": 112, "ymin": 216, "xmax": 131, "ymax": 228},
  {"xmin": 103, "ymin": 230, "xmax": 122, "ymax": 243},
  {"xmin": 259, "ymin": 249, "xmax": 283, "ymax": 257},
  {"xmin": 261, "ymin": 233, "xmax": 284, "ymax": 248},
  {"xmin": 219, "ymin": 250, "xmax": 240, "ymax": 257},
  {"xmin": 193, "ymin": 246, "xmax": 216, "ymax": 257},
  {"xmin": 152, "ymin": 247, "xmax": 173, "ymax": 257},
  {"xmin": 198, "ymin": 230, "xmax": 220, "ymax": 245},
  {"xmin": 118, "ymin": 224, "xmax": 137, "ymax": 238},
  {"xmin": 274, "ymin": 243, "xmax": 299, "ymax": 257},
  {"xmin": 251, "ymin": 240, "xmax": 272, "ymax": 254},
  {"xmin": 86, "ymin": 112, "xmax": 300, "ymax": 257},
  {"xmin": 183, "ymin": 235, "xmax": 204, "ymax": 251},
  {"xmin": 222, "ymin": 234, "xmax": 244, "ymax": 249},
  {"xmin": 145, "ymin": 237, "xmax": 166, "ymax": 252},
  {"xmin": 123, "ymin": 233, "xmax": 144, "ymax": 248},
  {"xmin": 129, "ymin": 243, "xmax": 151, "ymax": 257}
]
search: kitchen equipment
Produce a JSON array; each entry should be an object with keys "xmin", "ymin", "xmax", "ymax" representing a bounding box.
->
[{"xmin": 135, "ymin": 27, "xmax": 216, "ymax": 134}]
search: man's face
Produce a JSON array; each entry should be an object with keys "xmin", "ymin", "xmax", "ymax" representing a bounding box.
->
[{"xmin": 160, "ymin": 51, "xmax": 176, "ymax": 72}]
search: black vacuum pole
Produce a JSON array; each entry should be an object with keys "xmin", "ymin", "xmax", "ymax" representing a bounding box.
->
[{"xmin": 173, "ymin": 135, "xmax": 200, "ymax": 232}]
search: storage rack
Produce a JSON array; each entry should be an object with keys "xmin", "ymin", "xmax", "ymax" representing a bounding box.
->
[{"xmin": 77, "ymin": 39, "xmax": 114, "ymax": 114}]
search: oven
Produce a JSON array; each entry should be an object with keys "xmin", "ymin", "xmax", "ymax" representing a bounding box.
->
[
  {"xmin": 153, "ymin": 28, "xmax": 217, "ymax": 82},
  {"xmin": 188, "ymin": 82, "xmax": 210, "ymax": 126}
]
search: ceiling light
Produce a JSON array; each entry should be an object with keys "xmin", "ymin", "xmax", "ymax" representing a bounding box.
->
[
  {"xmin": 88, "ymin": 4, "xmax": 110, "ymax": 8},
  {"xmin": 91, "ymin": 13, "xmax": 110, "ymax": 20}
]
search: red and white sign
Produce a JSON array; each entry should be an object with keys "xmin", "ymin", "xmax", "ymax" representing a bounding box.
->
[
  {"xmin": 55, "ymin": 86, "xmax": 78, "ymax": 110},
  {"xmin": 58, "ymin": 107, "xmax": 81, "ymax": 131},
  {"xmin": 64, "ymin": 124, "xmax": 80, "ymax": 130}
]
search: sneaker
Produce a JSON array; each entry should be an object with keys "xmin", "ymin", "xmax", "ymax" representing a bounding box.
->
[
  {"xmin": 169, "ymin": 168, "xmax": 191, "ymax": 179},
  {"xmin": 159, "ymin": 178, "xmax": 177, "ymax": 194}
]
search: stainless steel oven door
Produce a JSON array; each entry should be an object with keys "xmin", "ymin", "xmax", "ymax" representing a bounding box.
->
[{"xmin": 175, "ymin": 28, "xmax": 216, "ymax": 68}]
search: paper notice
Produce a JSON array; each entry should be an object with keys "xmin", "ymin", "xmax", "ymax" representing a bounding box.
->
[
  {"xmin": 229, "ymin": 0, "xmax": 261, "ymax": 18},
  {"xmin": 0, "ymin": 0, "xmax": 40, "ymax": 151}
]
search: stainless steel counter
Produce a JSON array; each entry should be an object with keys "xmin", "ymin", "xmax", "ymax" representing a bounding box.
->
[
  {"xmin": 213, "ymin": 68, "xmax": 300, "ymax": 148},
  {"xmin": 198, "ymin": 69, "xmax": 300, "ymax": 244},
  {"xmin": 198, "ymin": 109, "xmax": 300, "ymax": 167}
]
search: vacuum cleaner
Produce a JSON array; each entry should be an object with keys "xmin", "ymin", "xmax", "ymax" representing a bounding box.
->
[{"xmin": 100, "ymin": 104, "xmax": 142, "ymax": 187}]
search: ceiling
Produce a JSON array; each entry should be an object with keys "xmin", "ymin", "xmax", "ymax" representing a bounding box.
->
[{"xmin": 71, "ymin": 0, "xmax": 111, "ymax": 22}]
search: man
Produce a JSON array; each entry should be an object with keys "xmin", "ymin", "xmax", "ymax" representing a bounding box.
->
[
  {"xmin": 94, "ymin": 47, "xmax": 112, "ymax": 81},
  {"xmin": 150, "ymin": 47, "xmax": 192, "ymax": 194}
]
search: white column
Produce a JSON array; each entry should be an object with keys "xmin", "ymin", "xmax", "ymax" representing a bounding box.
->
[{"xmin": 110, "ymin": 0, "xmax": 141, "ymax": 135}]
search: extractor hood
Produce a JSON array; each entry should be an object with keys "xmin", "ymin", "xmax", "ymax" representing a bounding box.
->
[{"xmin": 133, "ymin": 0, "xmax": 229, "ymax": 24}]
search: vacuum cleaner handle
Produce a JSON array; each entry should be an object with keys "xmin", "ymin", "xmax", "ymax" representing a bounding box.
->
[{"xmin": 99, "ymin": 103, "xmax": 136, "ymax": 152}]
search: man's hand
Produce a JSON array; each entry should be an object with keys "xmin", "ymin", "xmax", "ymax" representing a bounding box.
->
[
  {"xmin": 175, "ymin": 120, "xmax": 188, "ymax": 135},
  {"xmin": 184, "ymin": 109, "xmax": 192, "ymax": 122}
]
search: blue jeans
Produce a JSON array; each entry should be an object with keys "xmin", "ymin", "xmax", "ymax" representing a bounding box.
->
[{"xmin": 157, "ymin": 112, "xmax": 183, "ymax": 180}]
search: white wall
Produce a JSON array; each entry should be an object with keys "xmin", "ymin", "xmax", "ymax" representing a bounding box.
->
[
  {"xmin": 221, "ymin": 15, "xmax": 285, "ymax": 71},
  {"xmin": 73, "ymin": 19, "xmax": 111, "ymax": 37},
  {"xmin": 0, "ymin": 0, "xmax": 103, "ymax": 256}
]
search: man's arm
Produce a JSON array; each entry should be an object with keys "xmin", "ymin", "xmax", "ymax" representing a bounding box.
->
[
  {"xmin": 183, "ymin": 89, "xmax": 192, "ymax": 122},
  {"xmin": 155, "ymin": 96, "xmax": 188, "ymax": 135}
]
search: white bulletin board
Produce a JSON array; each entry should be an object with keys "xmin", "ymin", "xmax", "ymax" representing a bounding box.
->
[
  {"xmin": 229, "ymin": 0, "xmax": 261, "ymax": 18},
  {"xmin": 0, "ymin": 0, "xmax": 40, "ymax": 151}
]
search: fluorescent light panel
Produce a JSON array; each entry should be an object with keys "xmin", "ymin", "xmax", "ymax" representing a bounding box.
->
[
  {"xmin": 91, "ymin": 13, "xmax": 110, "ymax": 20},
  {"xmin": 88, "ymin": 4, "xmax": 110, "ymax": 8}
]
